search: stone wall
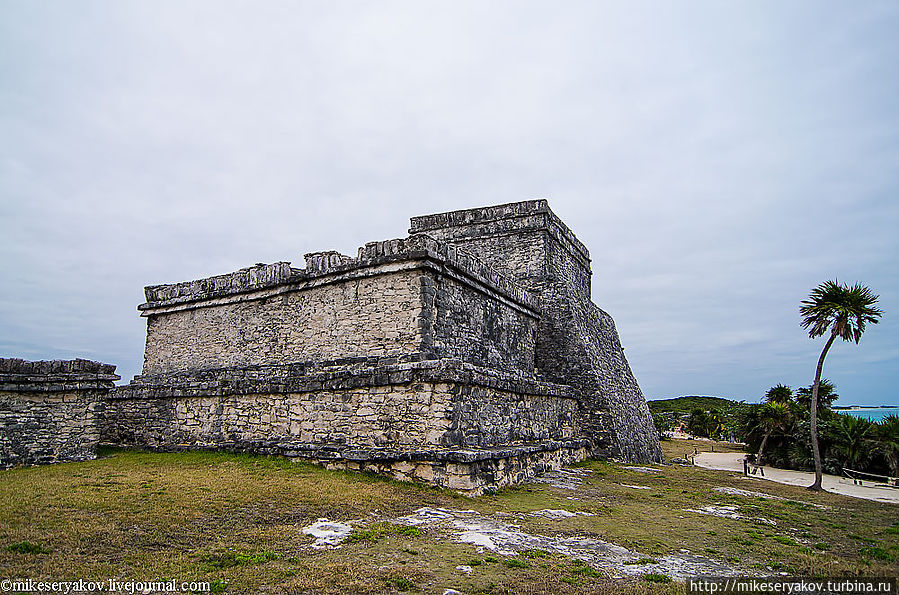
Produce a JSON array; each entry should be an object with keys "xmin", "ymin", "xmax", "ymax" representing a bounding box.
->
[
  {"xmin": 102, "ymin": 359, "xmax": 578, "ymax": 451},
  {"xmin": 142, "ymin": 268, "xmax": 424, "ymax": 375},
  {"xmin": 325, "ymin": 441, "xmax": 589, "ymax": 493},
  {"xmin": 430, "ymin": 274, "xmax": 536, "ymax": 374},
  {"xmin": 140, "ymin": 234, "xmax": 538, "ymax": 377},
  {"xmin": 101, "ymin": 358, "xmax": 583, "ymax": 493},
  {"xmin": 411, "ymin": 200, "xmax": 662, "ymax": 463},
  {"xmin": 0, "ymin": 358, "xmax": 119, "ymax": 469}
]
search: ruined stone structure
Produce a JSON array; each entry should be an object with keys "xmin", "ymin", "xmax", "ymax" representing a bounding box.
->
[
  {"xmin": 99, "ymin": 200, "xmax": 660, "ymax": 492},
  {"xmin": 0, "ymin": 358, "xmax": 119, "ymax": 469}
]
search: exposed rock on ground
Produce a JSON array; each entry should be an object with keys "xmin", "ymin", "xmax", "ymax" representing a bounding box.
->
[{"xmin": 302, "ymin": 504, "xmax": 744, "ymax": 580}]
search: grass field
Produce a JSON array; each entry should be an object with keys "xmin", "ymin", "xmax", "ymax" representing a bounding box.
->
[{"xmin": 1, "ymin": 441, "xmax": 897, "ymax": 594}]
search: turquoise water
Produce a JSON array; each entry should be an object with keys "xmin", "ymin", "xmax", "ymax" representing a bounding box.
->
[{"xmin": 840, "ymin": 407, "xmax": 899, "ymax": 423}]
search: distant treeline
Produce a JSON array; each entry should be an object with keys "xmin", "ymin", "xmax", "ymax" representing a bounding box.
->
[
  {"xmin": 648, "ymin": 396, "xmax": 742, "ymax": 416},
  {"xmin": 649, "ymin": 386, "xmax": 899, "ymax": 478}
]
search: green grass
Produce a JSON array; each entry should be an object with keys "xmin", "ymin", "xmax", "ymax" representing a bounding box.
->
[
  {"xmin": 771, "ymin": 536, "xmax": 797, "ymax": 546},
  {"xmin": 504, "ymin": 558, "xmax": 529, "ymax": 568},
  {"xmin": 388, "ymin": 577, "xmax": 414, "ymax": 591},
  {"xmin": 520, "ymin": 548, "xmax": 550, "ymax": 559},
  {"xmin": 861, "ymin": 546, "xmax": 895, "ymax": 562},
  {"xmin": 344, "ymin": 521, "xmax": 422, "ymax": 543},
  {"xmin": 1, "ymin": 443, "xmax": 896, "ymax": 593},
  {"xmin": 6, "ymin": 541, "xmax": 51, "ymax": 554},
  {"xmin": 200, "ymin": 549, "xmax": 281, "ymax": 569},
  {"xmin": 568, "ymin": 559, "xmax": 603, "ymax": 577}
]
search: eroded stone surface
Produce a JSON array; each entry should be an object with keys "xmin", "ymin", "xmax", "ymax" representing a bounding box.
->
[
  {"xmin": 532, "ymin": 467, "xmax": 593, "ymax": 490},
  {"xmin": 391, "ymin": 507, "xmax": 742, "ymax": 580},
  {"xmin": 713, "ymin": 486, "xmax": 827, "ymax": 509},
  {"xmin": 301, "ymin": 519, "xmax": 354, "ymax": 548},
  {"xmin": 0, "ymin": 358, "xmax": 119, "ymax": 469},
  {"xmin": 683, "ymin": 505, "xmax": 776, "ymax": 525},
  {"xmin": 527, "ymin": 509, "xmax": 595, "ymax": 519}
]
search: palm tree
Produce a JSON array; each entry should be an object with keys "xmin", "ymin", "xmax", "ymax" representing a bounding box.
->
[
  {"xmin": 795, "ymin": 379, "xmax": 838, "ymax": 410},
  {"xmin": 878, "ymin": 415, "xmax": 899, "ymax": 477},
  {"xmin": 756, "ymin": 402, "xmax": 791, "ymax": 466},
  {"xmin": 765, "ymin": 384, "xmax": 793, "ymax": 405},
  {"xmin": 687, "ymin": 408, "xmax": 709, "ymax": 438},
  {"xmin": 799, "ymin": 280, "xmax": 882, "ymax": 490},
  {"xmin": 829, "ymin": 414, "xmax": 875, "ymax": 471}
]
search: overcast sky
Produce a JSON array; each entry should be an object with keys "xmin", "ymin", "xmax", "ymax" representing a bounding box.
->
[{"xmin": 2, "ymin": 1, "xmax": 897, "ymax": 406}]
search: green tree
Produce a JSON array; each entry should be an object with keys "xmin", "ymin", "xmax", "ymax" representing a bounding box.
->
[
  {"xmin": 795, "ymin": 380, "xmax": 838, "ymax": 410},
  {"xmin": 878, "ymin": 415, "xmax": 899, "ymax": 476},
  {"xmin": 756, "ymin": 402, "xmax": 791, "ymax": 466},
  {"xmin": 704, "ymin": 409, "xmax": 724, "ymax": 440},
  {"xmin": 764, "ymin": 384, "xmax": 793, "ymax": 405},
  {"xmin": 687, "ymin": 409, "xmax": 709, "ymax": 438},
  {"xmin": 799, "ymin": 280, "xmax": 882, "ymax": 490},
  {"xmin": 652, "ymin": 413, "xmax": 673, "ymax": 439},
  {"xmin": 829, "ymin": 414, "xmax": 875, "ymax": 471}
]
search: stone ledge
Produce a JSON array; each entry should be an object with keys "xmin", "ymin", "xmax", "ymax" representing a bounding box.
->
[
  {"xmin": 274, "ymin": 440, "xmax": 590, "ymax": 463},
  {"xmin": 409, "ymin": 199, "xmax": 591, "ymax": 267},
  {"xmin": 102, "ymin": 439, "xmax": 589, "ymax": 462},
  {"xmin": 140, "ymin": 234, "xmax": 538, "ymax": 313},
  {"xmin": 94, "ymin": 439, "xmax": 589, "ymax": 494},
  {"xmin": 0, "ymin": 358, "xmax": 119, "ymax": 392},
  {"xmin": 109, "ymin": 358, "xmax": 579, "ymax": 402}
]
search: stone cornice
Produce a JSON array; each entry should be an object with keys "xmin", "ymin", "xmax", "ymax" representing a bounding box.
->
[
  {"xmin": 109, "ymin": 358, "xmax": 579, "ymax": 402},
  {"xmin": 139, "ymin": 234, "xmax": 538, "ymax": 316},
  {"xmin": 0, "ymin": 358, "xmax": 119, "ymax": 392}
]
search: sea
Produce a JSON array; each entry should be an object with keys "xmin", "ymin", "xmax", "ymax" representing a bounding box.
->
[{"xmin": 839, "ymin": 407, "xmax": 899, "ymax": 423}]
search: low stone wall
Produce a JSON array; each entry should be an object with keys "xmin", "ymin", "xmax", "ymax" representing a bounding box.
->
[
  {"xmin": 323, "ymin": 441, "xmax": 589, "ymax": 494},
  {"xmin": 0, "ymin": 358, "xmax": 119, "ymax": 469},
  {"xmin": 101, "ymin": 358, "xmax": 583, "ymax": 492}
]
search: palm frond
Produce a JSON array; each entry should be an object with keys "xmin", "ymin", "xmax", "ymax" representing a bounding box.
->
[{"xmin": 799, "ymin": 280, "xmax": 882, "ymax": 343}]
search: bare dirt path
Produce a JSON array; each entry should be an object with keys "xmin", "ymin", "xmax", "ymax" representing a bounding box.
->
[{"xmin": 693, "ymin": 452, "xmax": 899, "ymax": 504}]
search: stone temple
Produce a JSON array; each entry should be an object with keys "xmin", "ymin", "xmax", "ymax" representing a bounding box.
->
[{"xmin": 3, "ymin": 200, "xmax": 661, "ymax": 492}]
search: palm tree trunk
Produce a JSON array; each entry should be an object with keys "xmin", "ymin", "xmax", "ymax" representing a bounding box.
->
[
  {"xmin": 757, "ymin": 431, "xmax": 771, "ymax": 466},
  {"xmin": 809, "ymin": 331, "xmax": 836, "ymax": 491}
]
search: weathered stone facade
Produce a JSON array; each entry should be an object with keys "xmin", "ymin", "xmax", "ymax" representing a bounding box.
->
[
  {"xmin": 409, "ymin": 201, "xmax": 662, "ymax": 462},
  {"xmin": 140, "ymin": 234, "xmax": 538, "ymax": 377},
  {"xmin": 94, "ymin": 200, "xmax": 661, "ymax": 492},
  {"xmin": 102, "ymin": 357, "xmax": 587, "ymax": 491},
  {"xmin": 0, "ymin": 358, "xmax": 119, "ymax": 469}
]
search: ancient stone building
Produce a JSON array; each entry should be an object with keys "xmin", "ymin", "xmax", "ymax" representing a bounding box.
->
[
  {"xmin": 101, "ymin": 200, "xmax": 661, "ymax": 492},
  {"xmin": 0, "ymin": 358, "xmax": 119, "ymax": 469}
]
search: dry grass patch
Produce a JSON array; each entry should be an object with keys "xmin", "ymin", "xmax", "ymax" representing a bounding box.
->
[{"xmin": 1, "ymin": 446, "xmax": 896, "ymax": 593}]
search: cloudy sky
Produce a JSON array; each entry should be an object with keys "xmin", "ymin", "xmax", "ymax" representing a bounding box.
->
[{"xmin": 2, "ymin": 1, "xmax": 897, "ymax": 406}]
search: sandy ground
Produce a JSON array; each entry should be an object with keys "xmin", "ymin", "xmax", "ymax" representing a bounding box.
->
[{"xmin": 693, "ymin": 452, "xmax": 899, "ymax": 504}]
